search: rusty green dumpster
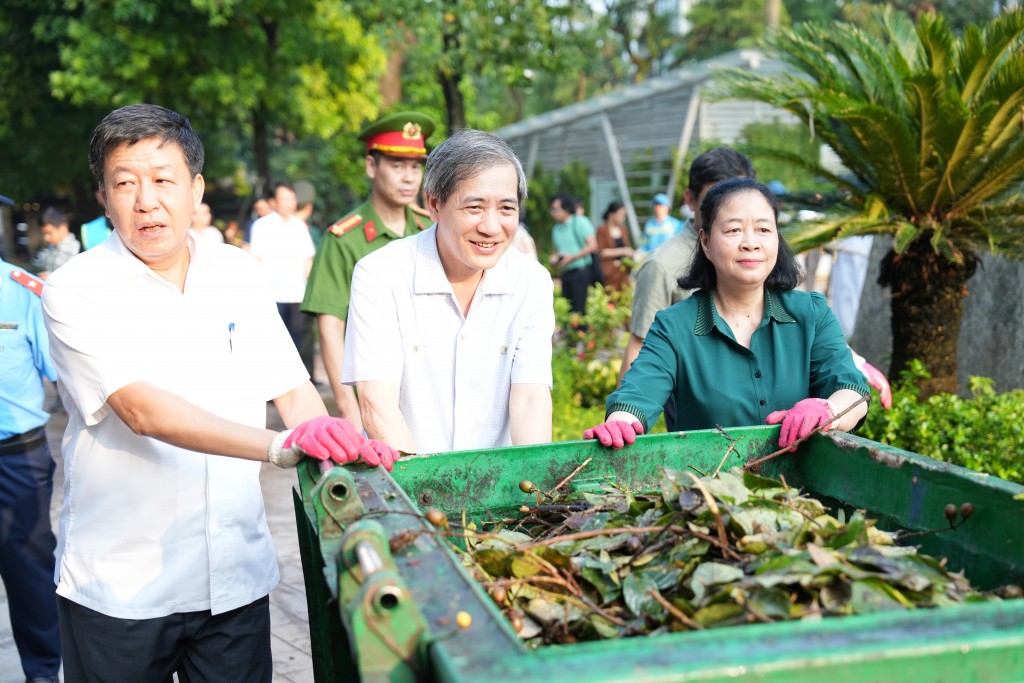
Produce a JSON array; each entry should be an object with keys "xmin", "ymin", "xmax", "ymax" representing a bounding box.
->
[{"xmin": 293, "ymin": 427, "xmax": 1024, "ymax": 682}]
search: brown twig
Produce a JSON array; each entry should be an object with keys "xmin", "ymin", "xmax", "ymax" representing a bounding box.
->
[
  {"xmin": 648, "ymin": 588, "xmax": 704, "ymax": 630},
  {"xmin": 743, "ymin": 394, "xmax": 871, "ymax": 471},
  {"xmin": 686, "ymin": 527, "xmax": 742, "ymax": 560},
  {"xmin": 578, "ymin": 594, "xmax": 629, "ymax": 628},
  {"xmin": 545, "ymin": 457, "xmax": 594, "ymax": 498},
  {"xmin": 515, "ymin": 525, "xmax": 688, "ymax": 551},
  {"xmin": 684, "ymin": 472, "xmax": 735, "ymax": 558},
  {"xmin": 712, "ymin": 426, "xmax": 742, "ymax": 476}
]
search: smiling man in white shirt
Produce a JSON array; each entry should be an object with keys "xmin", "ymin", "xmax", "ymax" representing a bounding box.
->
[
  {"xmin": 41, "ymin": 103, "xmax": 394, "ymax": 683},
  {"xmin": 343, "ymin": 129, "xmax": 554, "ymax": 455}
]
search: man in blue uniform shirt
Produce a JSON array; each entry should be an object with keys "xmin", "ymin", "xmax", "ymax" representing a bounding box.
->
[
  {"xmin": 0, "ymin": 258, "xmax": 61, "ymax": 683},
  {"xmin": 639, "ymin": 192, "xmax": 683, "ymax": 254}
]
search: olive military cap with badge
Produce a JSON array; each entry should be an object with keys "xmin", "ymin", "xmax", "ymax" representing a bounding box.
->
[{"xmin": 359, "ymin": 111, "xmax": 436, "ymax": 160}]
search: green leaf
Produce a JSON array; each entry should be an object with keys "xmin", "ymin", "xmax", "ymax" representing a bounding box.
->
[
  {"xmin": 850, "ymin": 579, "xmax": 912, "ymax": 613},
  {"xmin": 702, "ymin": 470, "xmax": 750, "ymax": 504},
  {"xmin": 511, "ymin": 556, "xmax": 543, "ymax": 579},
  {"xmin": 588, "ymin": 614, "xmax": 620, "ymax": 639},
  {"xmin": 474, "ymin": 548, "xmax": 514, "ymax": 577},
  {"xmin": 741, "ymin": 468, "xmax": 787, "ymax": 492},
  {"xmin": 690, "ymin": 562, "xmax": 745, "ymax": 604},
  {"xmin": 622, "ymin": 570, "xmax": 664, "ymax": 619},
  {"xmin": 693, "ymin": 602, "xmax": 746, "ymax": 627},
  {"xmin": 524, "ymin": 597, "xmax": 586, "ymax": 626},
  {"xmin": 747, "ymin": 587, "xmax": 792, "ymax": 620}
]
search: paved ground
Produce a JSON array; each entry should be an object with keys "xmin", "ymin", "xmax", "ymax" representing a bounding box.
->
[{"xmin": 0, "ymin": 378, "xmax": 328, "ymax": 683}]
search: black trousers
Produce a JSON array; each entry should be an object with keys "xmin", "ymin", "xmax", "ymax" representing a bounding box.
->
[
  {"xmin": 0, "ymin": 432, "xmax": 61, "ymax": 679},
  {"xmin": 561, "ymin": 267, "xmax": 592, "ymax": 315},
  {"xmin": 58, "ymin": 594, "xmax": 272, "ymax": 683}
]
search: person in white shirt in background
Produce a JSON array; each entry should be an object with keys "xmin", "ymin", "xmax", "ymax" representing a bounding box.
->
[
  {"xmin": 188, "ymin": 201, "xmax": 224, "ymax": 245},
  {"xmin": 248, "ymin": 181, "xmax": 316, "ymax": 354}
]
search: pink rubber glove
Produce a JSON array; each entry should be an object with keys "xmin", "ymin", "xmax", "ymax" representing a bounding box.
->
[
  {"xmin": 283, "ymin": 416, "xmax": 364, "ymax": 464},
  {"xmin": 765, "ymin": 398, "xmax": 833, "ymax": 449},
  {"xmin": 358, "ymin": 440, "xmax": 400, "ymax": 472},
  {"xmin": 851, "ymin": 351, "xmax": 892, "ymax": 409},
  {"xmin": 583, "ymin": 420, "xmax": 645, "ymax": 449}
]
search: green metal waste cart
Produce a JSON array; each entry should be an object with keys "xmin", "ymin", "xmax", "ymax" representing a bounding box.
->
[{"xmin": 293, "ymin": 427, "xmax": 1024, "ymax": 682}]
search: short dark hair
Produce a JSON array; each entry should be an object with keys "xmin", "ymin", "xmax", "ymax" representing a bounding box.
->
[
  {"xmin": 678, "ymin": 177, "xmax": 802, "ymax": 291},
  {"xmin": 423, "ymin": 129, "xmax": 527, "ymax": 205},
  {"xmin": 551, "ymin": 193, "xmax": 577, "ymax": 214},
  {"xmin": 41, "ymin": 207, "xmax": 69, "ymax": 227},
  {"xmin": 602, "ymin": 201, "xmax": 623, "ymax": 221},
  {"xmin": 271, "ymin": 181, "xmax": 295, "ymax": 197},
  {"xmin": 688, "ymin": 147, "xmax": 756, "ymax": 196},
  {"xmin": 89, "ymin": 104, "xmax": 204, "ymax": 187}
]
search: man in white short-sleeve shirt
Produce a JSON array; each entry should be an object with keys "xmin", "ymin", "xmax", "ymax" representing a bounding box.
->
[
  {"xmin": 248, "ymin": 181, "xmax": 316, "ymax": 351},
  {"xmin": 41, "ymin": 103, "xmax": 394, "ymax": 683},
  {"xmin": 344, "ymin": 129, "xmax": 554, "ymax": 455}
]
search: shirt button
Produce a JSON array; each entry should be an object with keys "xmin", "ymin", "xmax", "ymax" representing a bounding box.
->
[
  {"xmin": 412, "ymin": 345, "xmax": 420, "ymax": 353},
  {"xmin": 759, "ymin": 399, "xmax": 766, "ymax": 406},
  {"xmin": 460, "ymin": 334, "xmax": 467, "ymax": 342},
  {"xmin": 499, "ymin": 345, "xmax": 508, "ymax": 354},
  {"xmin": 754, "ymin": 371, "xmax": 762, "ymax": 378}
]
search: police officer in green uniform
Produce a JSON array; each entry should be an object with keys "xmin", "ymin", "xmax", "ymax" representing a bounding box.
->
[{"xmin": 302, "ymin": 111, "xmax": 436, "ymax": 431}]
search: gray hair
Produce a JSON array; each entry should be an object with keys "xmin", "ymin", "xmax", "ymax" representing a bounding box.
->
[
  {"xmin": 423, "ymin": 129, "xmax": 527, "ymax": 206},
  {"xmin": 89, "ymin": 104, "xmax": 205, "ymax": 187}
]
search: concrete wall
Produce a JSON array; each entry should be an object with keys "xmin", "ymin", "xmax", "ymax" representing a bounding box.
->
[{"xmin": 850, "ymin": 236, "xmax": 1024, "ymax": 393}]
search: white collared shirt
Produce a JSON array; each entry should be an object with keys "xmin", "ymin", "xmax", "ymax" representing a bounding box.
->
[
  {"xmin": 343, "ymin": 226, "xmax": 554, "ymax": 454},
  {"xmin": 42, "ymin": 233, "xmax": 307, "ymax": 619},
  {"xmin": 247, "ymin": 212, "xmax": 315, "ymax": 303}
]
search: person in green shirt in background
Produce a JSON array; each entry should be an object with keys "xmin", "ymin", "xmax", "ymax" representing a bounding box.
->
[
  {"xmin": 548, "ymin": 193, "xmax": 598, "ymax": 315},
  {"xmin": 302, "ymin": 111, "xmax": 435, "ymax": 432},
  {"xmin": 585, "ymin": 177, "xmax": 869, "ymax": 450}
]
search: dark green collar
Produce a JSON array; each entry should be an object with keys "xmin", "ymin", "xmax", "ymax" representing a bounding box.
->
[{"xmin": 694, "ymin": 288, "xmax": 796, "ymax": 336}]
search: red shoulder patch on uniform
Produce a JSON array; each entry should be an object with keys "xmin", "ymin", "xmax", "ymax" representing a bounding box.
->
[
  {"xmin": 10, "ymin": 270, "xmax": 43, "ymax": 296},
  {"xmin": 411, "ymin": 204, "xmax": 430, "ymax": 217},
  {"xmin": 328, "ymin": 214, "xmax": 362, "ymax": 237},
  {"xmin": 363, "ymin": 220, "xmax": 377, "ymax": 241}
]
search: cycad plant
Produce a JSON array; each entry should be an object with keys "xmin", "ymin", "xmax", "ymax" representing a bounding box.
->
[{"xmin": 712, "ymin": 8, "xmax": 1024, "ymax": 396}]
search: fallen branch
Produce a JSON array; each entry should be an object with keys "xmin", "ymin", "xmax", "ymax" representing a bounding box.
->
[
  {"xmin": 546, "ymin": 457, "xmax": 594, "ymax": 498},
  {"xmin": 648, "ymin": 588, "xmax": 704, "ymax": 630}
]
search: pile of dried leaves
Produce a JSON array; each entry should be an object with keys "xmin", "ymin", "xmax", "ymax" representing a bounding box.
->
[{"xmin": 455, "ymin": 466, "xmax": 1004, "ymax": 645}]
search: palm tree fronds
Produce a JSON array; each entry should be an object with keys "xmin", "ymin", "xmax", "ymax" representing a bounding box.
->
[{"xmin": 893, "ymin": 222, "xmax": 922, "ymax": 253}]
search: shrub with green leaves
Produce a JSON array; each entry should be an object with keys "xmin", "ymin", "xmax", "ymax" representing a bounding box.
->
[
  {"xmin": 859, "ymin": 361, "xmax": 1024, "ymax": 484},
  {"xmin": 553, "ymin": 284, "xmax": 632, "ymax": 409},
  {"xmin": 551, "ymin": 282, "xmax": 667, "ymax": 440}
]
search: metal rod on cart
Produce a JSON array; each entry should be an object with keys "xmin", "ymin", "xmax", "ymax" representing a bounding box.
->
[{"xmin": 355, "ymin": 540, "xmax": 384, "ymax": 576}]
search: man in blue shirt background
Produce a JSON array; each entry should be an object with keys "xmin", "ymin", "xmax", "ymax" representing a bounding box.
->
[
  {"xmin": 0, "ymin": 258, "xmax": 61, "ymax": 683},
  {"xmin": 640, "ymin": 192, "xmax": 683, "ymax": 253}
]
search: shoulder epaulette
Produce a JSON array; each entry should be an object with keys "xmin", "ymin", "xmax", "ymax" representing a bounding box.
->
[
  {"xmin": 411, "ymin": 204, "xmax": 430, "ymax": 217},
  {"xmin": 10, "ymin": 270, "xmax": 43, "ymax": 296},
  {"xmin": 328, "ymin": 214, "xmax": 363, "ymax": 237}
]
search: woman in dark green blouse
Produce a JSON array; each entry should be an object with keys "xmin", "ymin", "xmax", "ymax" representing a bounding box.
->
[{"xmin": 586, "ymin": 177, "xmax": 869, "ymax": 450}]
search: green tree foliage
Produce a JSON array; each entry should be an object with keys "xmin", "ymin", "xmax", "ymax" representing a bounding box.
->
[
  {"xmin": 684, "ymin": 0, "xmax": 778, "ymax": 61},
  {"xmin": 0, "ymin": 1, "xmax": 109, "ymax": 219},
  {"xmin": 349, "ymin": 0, "xmax": 594, "ymax": 133},
  {"xmin": 47, "ymin": 0, "xmax": 385, "ymax": 211},
  {"xmin": 737, "ymin": 121, "xmax": 835, "ymax": 195},
  {"xmin": 712, "ymin": 8, "xmax": 1024, "ymax": 397}
]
